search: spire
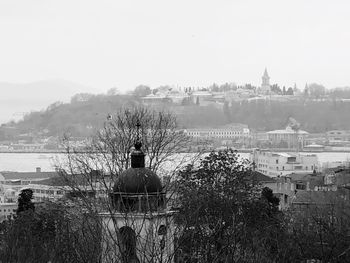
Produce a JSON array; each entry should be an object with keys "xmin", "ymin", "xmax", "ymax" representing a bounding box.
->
[
  {"xmin": 263, "ymin": 68, "xmax": 269, "ymax": 78},
  {"xmin": 131, "ymin": 120, "xmax": 145, "ymax": 168}
]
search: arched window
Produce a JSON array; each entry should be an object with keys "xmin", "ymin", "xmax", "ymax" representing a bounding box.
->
[
  {"xmin": 119, "ymin": 226, "xmax": 140, "ymax": 263},
  {"xmin": 158, "ymin": 225, "xmax": 167, "ymax": 236}
]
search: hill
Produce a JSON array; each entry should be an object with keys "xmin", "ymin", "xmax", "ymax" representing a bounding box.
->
[
  {"xmin": 1, "ymin": 93, "xmax": 350, "ymax": 142},
  {"xmin": 0, "ymin": 79, "xmax": 98, "ymax": 124}
]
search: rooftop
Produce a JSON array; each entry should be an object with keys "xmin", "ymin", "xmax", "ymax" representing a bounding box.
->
[{"xmin": 0, "ymin": 171, "xmax": 58, "ymax": 181}]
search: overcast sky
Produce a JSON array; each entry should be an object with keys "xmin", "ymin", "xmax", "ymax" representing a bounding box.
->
[{"xmin": 1, "ymin": 0, "xmax": 350, "ymax": 92}]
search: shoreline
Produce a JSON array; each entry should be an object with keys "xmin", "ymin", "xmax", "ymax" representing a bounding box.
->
[{"xmin": 0, "ymin": 149, "xmax": 350, "ymax": 154}]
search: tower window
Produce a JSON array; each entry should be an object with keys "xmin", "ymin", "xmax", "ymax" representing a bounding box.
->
[{"xmin": 158, "ymin": 225, "xmax": 167, "ymax": 236}]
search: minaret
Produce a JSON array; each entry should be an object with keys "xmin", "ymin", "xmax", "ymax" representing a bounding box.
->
[{"xmin": 262, "ymin": 68, "xmax": 270, "ymax": 86}]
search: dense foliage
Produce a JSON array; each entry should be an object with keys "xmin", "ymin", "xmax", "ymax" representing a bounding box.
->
[
  {"xmin": 0, "ymin": 201, "xmax": 101, "ymax": 263},
  {"xmin": 175, "ymin": 150, "xmax": 291, "ymax": 262}
]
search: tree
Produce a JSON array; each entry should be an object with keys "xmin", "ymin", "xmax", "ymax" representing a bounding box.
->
[
  {"xmin": 290, "ymin": 191, "xmax": 350, "ymax": 262},
  {"xmin": 271, "ymin": 84, "xmax": 282, "ymax": 94},
  {"xmin": 133, "ymin": 85, "xmax": 151, "ymax": 97},
  {"xmin": 175, "ymin": 150, "xmax": 287, "ymax": 262},
  {"xmin": 286, "ymin": 87, "xmax": 294, "ymax": 95},
  {"xmin": 17, "ymin": 188, "xmax": 35, "ymax": 215},
  {"xmin": 1, "ymin": 201, "xmax": 101, "ymax": 263},
  {"xmin": 107, "ymin": 87, "xmax": 120, "ymax": 96},
  {"xmin": 308, "ymin": 83, "xmax": 326, "ymax": 99},
  {"xmin": 55, "ymin": 106, "xmax": 197, "ymax": 262}
]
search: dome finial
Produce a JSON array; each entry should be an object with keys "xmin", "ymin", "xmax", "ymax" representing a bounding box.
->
[
  {"xmin": 135, "ymin": 120, "xmax": 142, "ymax": 150},
  {"xmin": 131, "ymin": 120, "xmax": 145, "ymax": 168}
]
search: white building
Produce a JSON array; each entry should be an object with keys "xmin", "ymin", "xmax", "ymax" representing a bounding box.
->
[
  {"xmin": 251, "ymin": 149, "xmax": 319, "ymax": 177},
  {"xmin": 0, "ymin": 202, "xmax": 17, "ymax": 222},
  {"xmin": 184, "ymin": 123, "xmax": 250, "ymax": 140},
  {"xmin": 267, "ymin": 126, "xmax": 309, "ymax": 149},
  {"xmin": 0, "ymin": 168, "xmax": 58, "ymax": 185}
]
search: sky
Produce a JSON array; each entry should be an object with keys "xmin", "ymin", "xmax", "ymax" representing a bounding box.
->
[{"xmin": 0, "ymin": 0, "xmax": 350, "ymax": 92}]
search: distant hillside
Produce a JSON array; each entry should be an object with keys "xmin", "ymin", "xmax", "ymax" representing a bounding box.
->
[
  {"xmin": 0, "ymin": 79, "xmax": 98, "ymax": 124},
  {"xmin": 9, "ymin": 94, "xmax": 138, "ymax": 138},
  {"xmin": 1, "ymin": 93, "xmax": 350, "ymax": 142}
]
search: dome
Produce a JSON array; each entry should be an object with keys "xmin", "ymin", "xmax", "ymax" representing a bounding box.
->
[{"xmin": 114, "ymin": 167, "xmax": 162, "ymax": 194}]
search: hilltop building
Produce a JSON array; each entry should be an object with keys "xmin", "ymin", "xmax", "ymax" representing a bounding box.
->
[
  {"xmin": 259, "ymin": 68, "xmax": 271, "ymax": 95},
  {"xmin": 184, "ymin": 123, "xmax": 250, "ymax": 140}
]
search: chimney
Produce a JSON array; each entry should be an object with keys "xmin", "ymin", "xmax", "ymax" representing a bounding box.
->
[{"xmin": 36, "ymin": 167, "xmax": 41, "ymax": 173}]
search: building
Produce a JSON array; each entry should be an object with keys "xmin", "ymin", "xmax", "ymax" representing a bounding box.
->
[
  {"xmin": 326, "ymin": 130, "xmax": 350, "ymax": 146},
  {"xmin": 0, "ymin": 168, "xmax": 58, "ymax": 185},
  {"xmin": 101, "ymin": 135, "xmax": 175, "ymax": 262},
  {"xmin": 259, "ymin": 68, "xmax": 271, "ymax": 95},
  {"xmin": 141, "ymin": 94, "xmax": 172, "ymax": 105},
  {"xmin": 267, "ymin": 125, "xmax": 309, "ymax": 149},
  {"xmin": 251, "ymin": 149, "xmax": 319, "ymax": 177},
  {"xmin": 0, "ymin": 202, "xmax": 17, "ymax": 222},
  {"xmin": 184, "ymin": 123, "xmax": 250, "ymax": 140}
]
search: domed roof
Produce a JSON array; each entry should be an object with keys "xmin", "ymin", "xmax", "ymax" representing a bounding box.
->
[{"xmin": 114, "ymin": 167, "xmax": 162, "ymax": 194}]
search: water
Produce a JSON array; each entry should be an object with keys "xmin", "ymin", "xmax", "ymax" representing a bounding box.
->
[{"xmin": 0, "ymin": 152, "xmax": 349, "ymax": 172}]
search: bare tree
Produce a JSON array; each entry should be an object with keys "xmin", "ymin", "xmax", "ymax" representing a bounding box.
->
[{"xmin": 54, "ymin": 106, "xmax": 200, "ymax": 262}]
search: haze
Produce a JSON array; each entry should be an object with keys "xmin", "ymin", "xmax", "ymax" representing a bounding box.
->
[{"xmin": 0, "ymin": 0, "xmax": 350, "ymax": 97}]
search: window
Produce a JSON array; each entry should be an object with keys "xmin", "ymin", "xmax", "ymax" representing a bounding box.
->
[
  {"xmin": 158, "ymin": 225, "xmax": 167, "ymax": 236},
  {"xmin": 119, "ymin": 226, "xmax": 139, "ymax": 262}
]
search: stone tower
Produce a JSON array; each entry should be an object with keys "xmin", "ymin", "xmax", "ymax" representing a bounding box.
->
[{"xmin": 260, "ymin": 68, "xmax": 271, "ymax": 94}]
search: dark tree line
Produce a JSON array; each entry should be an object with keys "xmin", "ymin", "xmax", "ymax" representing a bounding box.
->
[{"xmin": 224, "ymin": 99, "xmax": 350, "ymax": 132}]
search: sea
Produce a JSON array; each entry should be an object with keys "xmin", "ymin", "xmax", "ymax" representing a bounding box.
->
[{"xmin": 0, "ymin": 152, "xmax": 350, "ymax": 172}]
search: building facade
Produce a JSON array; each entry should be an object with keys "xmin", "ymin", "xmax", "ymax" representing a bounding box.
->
[
  {"xmin": 267, "ymin": 126, "xmax": 309, "ymax": 149},
  {"xmin": 184, "ymin": 123, "xmax": 250, "ymax": 140},
  {"xmin": 251, "ymin": 149, "xmax": 319, "ymax": 177}
]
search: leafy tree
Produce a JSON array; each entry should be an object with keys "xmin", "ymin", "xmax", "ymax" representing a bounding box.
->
[
  {"xmin": 133, "ymin": 85, "xmax": 151, "ymax": 97},
  {"xmin": 286, "ymin": 87, "xmax": 294, "ymax": 95},
  {"xmin": 282, "ymin": 86, "xmax": 286, "ymax": 95},
  {"xmin": 17, "ymin": 189, "xmax": 35, "ymax": 215},
  {"xmin": 308, "ymin": 83, "xmax": 326, "ymax": 99},
  {"xmin": 1, "ymin": 201, "xmax": 101, "ymax": 263},
  {"xmin": 175, "ymin": 150, "xmax": 287, "ymax": 262},
  {"xmin": 107, "ymin": 87, "xmax": 120, "ymax": 96},
  {"xmin": 271, "ymin": 84, "xmax": 282, "ymax": 94}
]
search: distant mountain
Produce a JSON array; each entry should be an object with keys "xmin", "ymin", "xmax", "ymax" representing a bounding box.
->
[{"xmin": 0, "ymin": 79, "xmax": 98, "ymax": 124}]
